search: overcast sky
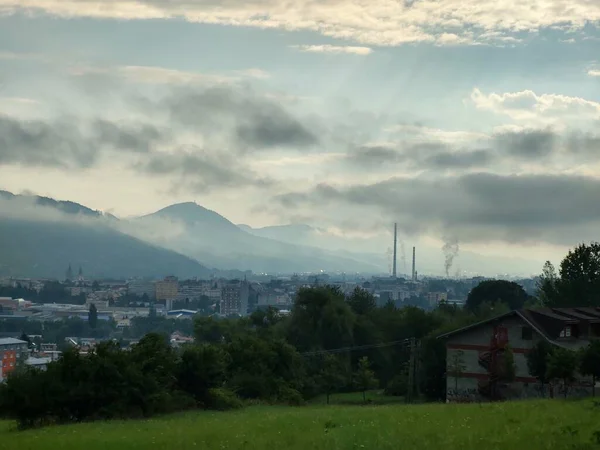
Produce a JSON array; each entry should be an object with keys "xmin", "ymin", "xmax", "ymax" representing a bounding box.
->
[{"xmin": 0, "ymin": 1, "xmax": 600, "ymax": 271}]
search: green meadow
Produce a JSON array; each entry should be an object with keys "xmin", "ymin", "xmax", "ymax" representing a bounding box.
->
[{"xmin": 2, "ymin": 398, "xmax": 599, "ymax": 450}]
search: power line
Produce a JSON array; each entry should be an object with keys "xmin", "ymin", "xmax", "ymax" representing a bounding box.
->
[{"xmin": 301, "ymin": 339, "xmax": 413, "ymax": 357}]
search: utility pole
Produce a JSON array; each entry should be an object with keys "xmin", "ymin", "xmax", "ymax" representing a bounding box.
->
[
  {"xmin": 414, "ymin": 339, "xmax": 421, "ymax": 401},
  {"xmin": 406, "ymin": 337, "xmax": 416, "ymax": 403}
]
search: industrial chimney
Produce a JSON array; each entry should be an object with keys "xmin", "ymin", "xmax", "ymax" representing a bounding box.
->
[
  {"xmin": 412, "ymin": 246, "xmax": 416, "ymax": 281},
  {"xmin": 392, "ymin": 223, "xmax": 397, "ymax": 278}
]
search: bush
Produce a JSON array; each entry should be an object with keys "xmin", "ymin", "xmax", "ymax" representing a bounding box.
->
[
  {"xmin": 277, "ymin": 386, "xmax": 305, "ymax": 406},
  {"xmin": 205, "ymin": 388, "xmax": 243, "ymax": 411},
  {"xmin": 384, "ymin": 374, "xmax": 408, "ymax": 397}
]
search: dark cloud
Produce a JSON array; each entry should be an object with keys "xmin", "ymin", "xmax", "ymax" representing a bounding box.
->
[
  {"xmin": 136, "ymin": 148, "xmax": 273, "ymax": 192},
  {"xmin": 275, "ymin": 172, "xmax": 600, "ymax": 245},
  {"xmin": 346, "ymin": 145, "xmax": 406, "ymax": 167},
  {"xmin": 344, "ymin": 141, "xmax": 492, "ymax": 171},
  {"xmin": 162, "ymin": 86, "xmax": 318, "ymax": 150},
  {"xmin": 566, "ymin": 131, "xmax": 600, "ymax": 156},
  {"xmin": 0, "ymin": 115, "xmax": 95, "ymax": 168},
  {"xmin": 91, "ymin": 119, "xmax": 169, "ymax": 153},
  {"xmin": 0, "ymin": 115, "xmax": 168, "ymax": 169},
  {"xmin": 421, "ymin": 149, "xmax": 494, "ymax": 169},
  {"xmin": 493, "ymin": 128, "xmax": 558, "ymax": 159}
]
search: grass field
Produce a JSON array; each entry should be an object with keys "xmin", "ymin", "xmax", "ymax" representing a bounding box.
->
[
  {"xmin": 2, "ymin": 399, "xmax": 600, "ymax": 450},
  {"xmin": 308, "ymin": 389, "xmax": 406, "ymax": 405}
]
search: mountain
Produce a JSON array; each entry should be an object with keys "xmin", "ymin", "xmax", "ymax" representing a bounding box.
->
[
  {"xmin": 0, "ymin": 192, "xmax": 209, "ymax": 279},
  {"xmin": 134, "ymin": 203, "xmax": 383, "ymax": 274}
]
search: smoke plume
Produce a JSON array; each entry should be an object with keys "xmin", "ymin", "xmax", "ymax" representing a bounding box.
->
[{"xmin": 442, "ymin": 237, "xmax": 460, "ymax": 277}]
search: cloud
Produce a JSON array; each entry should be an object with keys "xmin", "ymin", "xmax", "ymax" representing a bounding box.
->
[
  {"xmin": 421, "ymin": 149, "xmax": 493, "ymax": 169},
  {"xmin": 135, "ymin": 148, "xmax": 273, "ymax": 193},
  {"xmin": 291, "ymin": 45, "xmax": 373, "ymax": 55},
  {"xmin": 0, "ymin": 114, "xmax": 96, "ymax": 168},
  {"xmin": 161, "ymin": 86, "xmax": 318, "ymax": 150},
  {"xmin": 492, "ymin": 128, "xmax": 558, "ymax": 159},
  {"xmin": 69, "ymin": 64, "xmax": 242, "ymax": 86},
  {"xmin": 274, "ymin": 172, "xmax": 600, "ymax": 246},
  {"xmin": 470, "ymin": 88, "xmax": 600, "ymax": 125},
  {"xmin": 589, "ymin": 70, "xmax": 600, "ymax": 77},
  {"xmin": 0, "ymin": 114, "xmax": 170, "ymax": 169},
  {"xmin": 386, "ymin": 124, "xmax": 488, "ymax": 144},
  {"xmin": 3, "ymin": 0, "xmax": 599, "ymax": 46},
  {"xmin": 233, "ymin": 68, "xmax": 271, "ymax": 79}
]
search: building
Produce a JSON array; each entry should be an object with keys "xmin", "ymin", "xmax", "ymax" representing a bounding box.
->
[
  {"xmin": 439, "ymin": 307, "xmax": 600, "ymax": 403},
  {"xmin": 156, "ymin": 276, "xmax": 179, "ymax": 302},
  {"xmin": 25, "ymin": 356, "xmax": 52, "ymax": 371},
  {"xmin": 427, "ymin": 291, "xmax": 448, "ymax": 308},
  {"xmin": 127, "ymin": 279, "xmax": 156, "ymax": 300},
  {"xmin": 0, "ymin": 337, "xmax": 29, "ymax": 379},
  {"xmin": 166, "ymin": 309, "xmax": 197, "ymax": 319},
  {"xmin": 220, "ymin": 280, "xmax": 250, "ymax": 316}
]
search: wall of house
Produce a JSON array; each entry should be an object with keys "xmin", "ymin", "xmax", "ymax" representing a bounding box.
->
[{"xmin": 445, "ymin": 315, "xmax": 593, "ymax": 403}]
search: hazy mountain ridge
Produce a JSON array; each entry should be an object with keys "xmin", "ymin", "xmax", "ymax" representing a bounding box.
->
[
  {"xmin": 136, "ymin": 203, "xmax": 383, "ymax": 274},
  {"xmin": 0, "ymin": 191, "xmax": 210, "ymax": 279},
  {"xmin": 0, "ymin": 190, "xmax": 544, "ymax": 278}
]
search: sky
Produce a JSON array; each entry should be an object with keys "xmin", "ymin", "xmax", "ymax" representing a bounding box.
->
[{"xmin": 0, "ymin": 1, "xmax": 600, "ymax": 274}]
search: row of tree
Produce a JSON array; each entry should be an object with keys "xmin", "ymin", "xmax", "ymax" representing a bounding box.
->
[
  {"xmin": 525, "ymin": 339, "xmax": 600, "ymax": 398},
  {"xmin": 1, "ymin": 285, "xmax": 490, "ymax": 428}
]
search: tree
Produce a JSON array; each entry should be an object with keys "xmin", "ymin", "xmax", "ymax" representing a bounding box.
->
[
  {"xmin": 526, "ymin": 340, "xmax": 554, "ymax": 396},
  {"xmin": 177, "ymin": 344, "xmax": 230, "ymax": 404},
  {"xmin": 535, "ymin": 261, "xmax": 559, "ymax": 306},
  {"xmin": 287, "ymin": 286, "xmax": 355, "ymax": 352},
  {"xmin": 319, "ymin": 354, "xmax": 348, "ymax": 404},
  {"xmin": 88, "ymin": 303, "xmax": 98, "ymax": 329},
  {"xmin": 19, "ymin": 332, "xmax": 32, "ymax": 350},
  {"xmin": 466, "ymin": 280, "xmax": 530, "ymax": 312},
  {"xmin": 447, "ymin": 349, "xmax": 466, "ymax": 392},
  {"xmin": 553, "ymin": 243, "xmax": 600, "ymax": 307},
  {"xmin": 580, "ymin": 341, "xmax": 600, "ymax": 397},
  {"xmin": 353, "ymin": 356, "xmax": 378, "ymax": 403},
  {"xmin": 347, "ymin": 287, "xmax": 376, "ymax": 316},
  {"xmin": 501, "ymin": 345, "xmax": 516, "ymax": 382},
  {"xmin": 547, "ymin": 347, "xmax": 578, "ymax": 399}
]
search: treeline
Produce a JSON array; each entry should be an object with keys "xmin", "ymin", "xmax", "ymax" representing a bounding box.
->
[
  {"xmin": 526, "ymin": 339, "xmax": 600, "ymax": 398},
  {"xmin": 0, "ymin": 286, "xmax": 499, "ymax": 429}
]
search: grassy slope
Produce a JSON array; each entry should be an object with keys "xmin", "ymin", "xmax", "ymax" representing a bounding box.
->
[{"xmin": 3, "ymin": 399, "xmax": 600, "ymax": 450}]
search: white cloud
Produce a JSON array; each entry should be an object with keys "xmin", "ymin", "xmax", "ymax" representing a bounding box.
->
[
  {"xmin": 3, "ymin": 0, "xmax": 599, "ymax": 46},
  {"xmin": 470, "ymin": 88, "xmax": 600, "ymax": 125},
  {"xmin": 589, "ymin": 70, "xmax": 600, "ymax": 77},
  {"xmin": 233, "ymin": 68, "xmax": 271, "ymax": 79},
  {"xmin": 68, "ymin": 64, "xmax": 260, "ymax": 85},
  {"xmin": 291, "ymin": 45, "xmax": 373, "ymax": 55},
  {"xmin": 385, "ymin": 124, "xmax": 489, "ymax": 144}
]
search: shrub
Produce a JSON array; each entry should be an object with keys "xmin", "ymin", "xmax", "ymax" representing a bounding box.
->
[
  {"xmin": 384, "ymin": 374, "xmax": 408, "ymax": 397},
  {"xmin": 206, "ymin": 388, "xmax": 243, "ymax": 411},
  {"xmin": 278, "ymin": 386, "xmax": 305, "ymax": 406}
]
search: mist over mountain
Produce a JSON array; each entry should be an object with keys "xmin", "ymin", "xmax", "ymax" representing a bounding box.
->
[
  {"xmin": 0, "ymin": 189, "xmax": 544, "ymax": 278},
  {"xmin": 133, "ymin": 202, "xmax": 383, "ymax": 274},
  {"xmin": 0, "ymin": 192, "xmax": 209, "ymax": 279}
]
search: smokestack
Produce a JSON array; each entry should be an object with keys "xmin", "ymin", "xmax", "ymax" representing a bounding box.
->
[
  {"xmin": 412, "ymin": 246, "xmax": 416, "ymax": 281},
  {"xmin": 392, "ymin": 223, "xmax": 397, "ymax": 278}
]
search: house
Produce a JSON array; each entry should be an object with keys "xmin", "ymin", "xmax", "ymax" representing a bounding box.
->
[
  {"xmin": 0, "ymin": 337, "xmax": 29, "ymax": 379},
  {"xmin": 438, "ymin": 307, "xmax": 600, "ymax": 403}
]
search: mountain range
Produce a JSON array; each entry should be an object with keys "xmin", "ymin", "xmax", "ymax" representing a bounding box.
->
[
  {"xmin": 0, "ymin": 191, "xmax": 382, "ymax": 279},
  {"xmin": 0, "ymin": 189, "xmax": 544, "ymax": 279}
]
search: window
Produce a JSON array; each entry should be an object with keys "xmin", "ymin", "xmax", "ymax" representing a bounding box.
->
[
  {"xmin": 559, "ymin": 326, "xmax": 572, "ymax": 338},
  {"xmin": 521, "ymin": 327, "xmax": 533, "ymax": 340}
]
